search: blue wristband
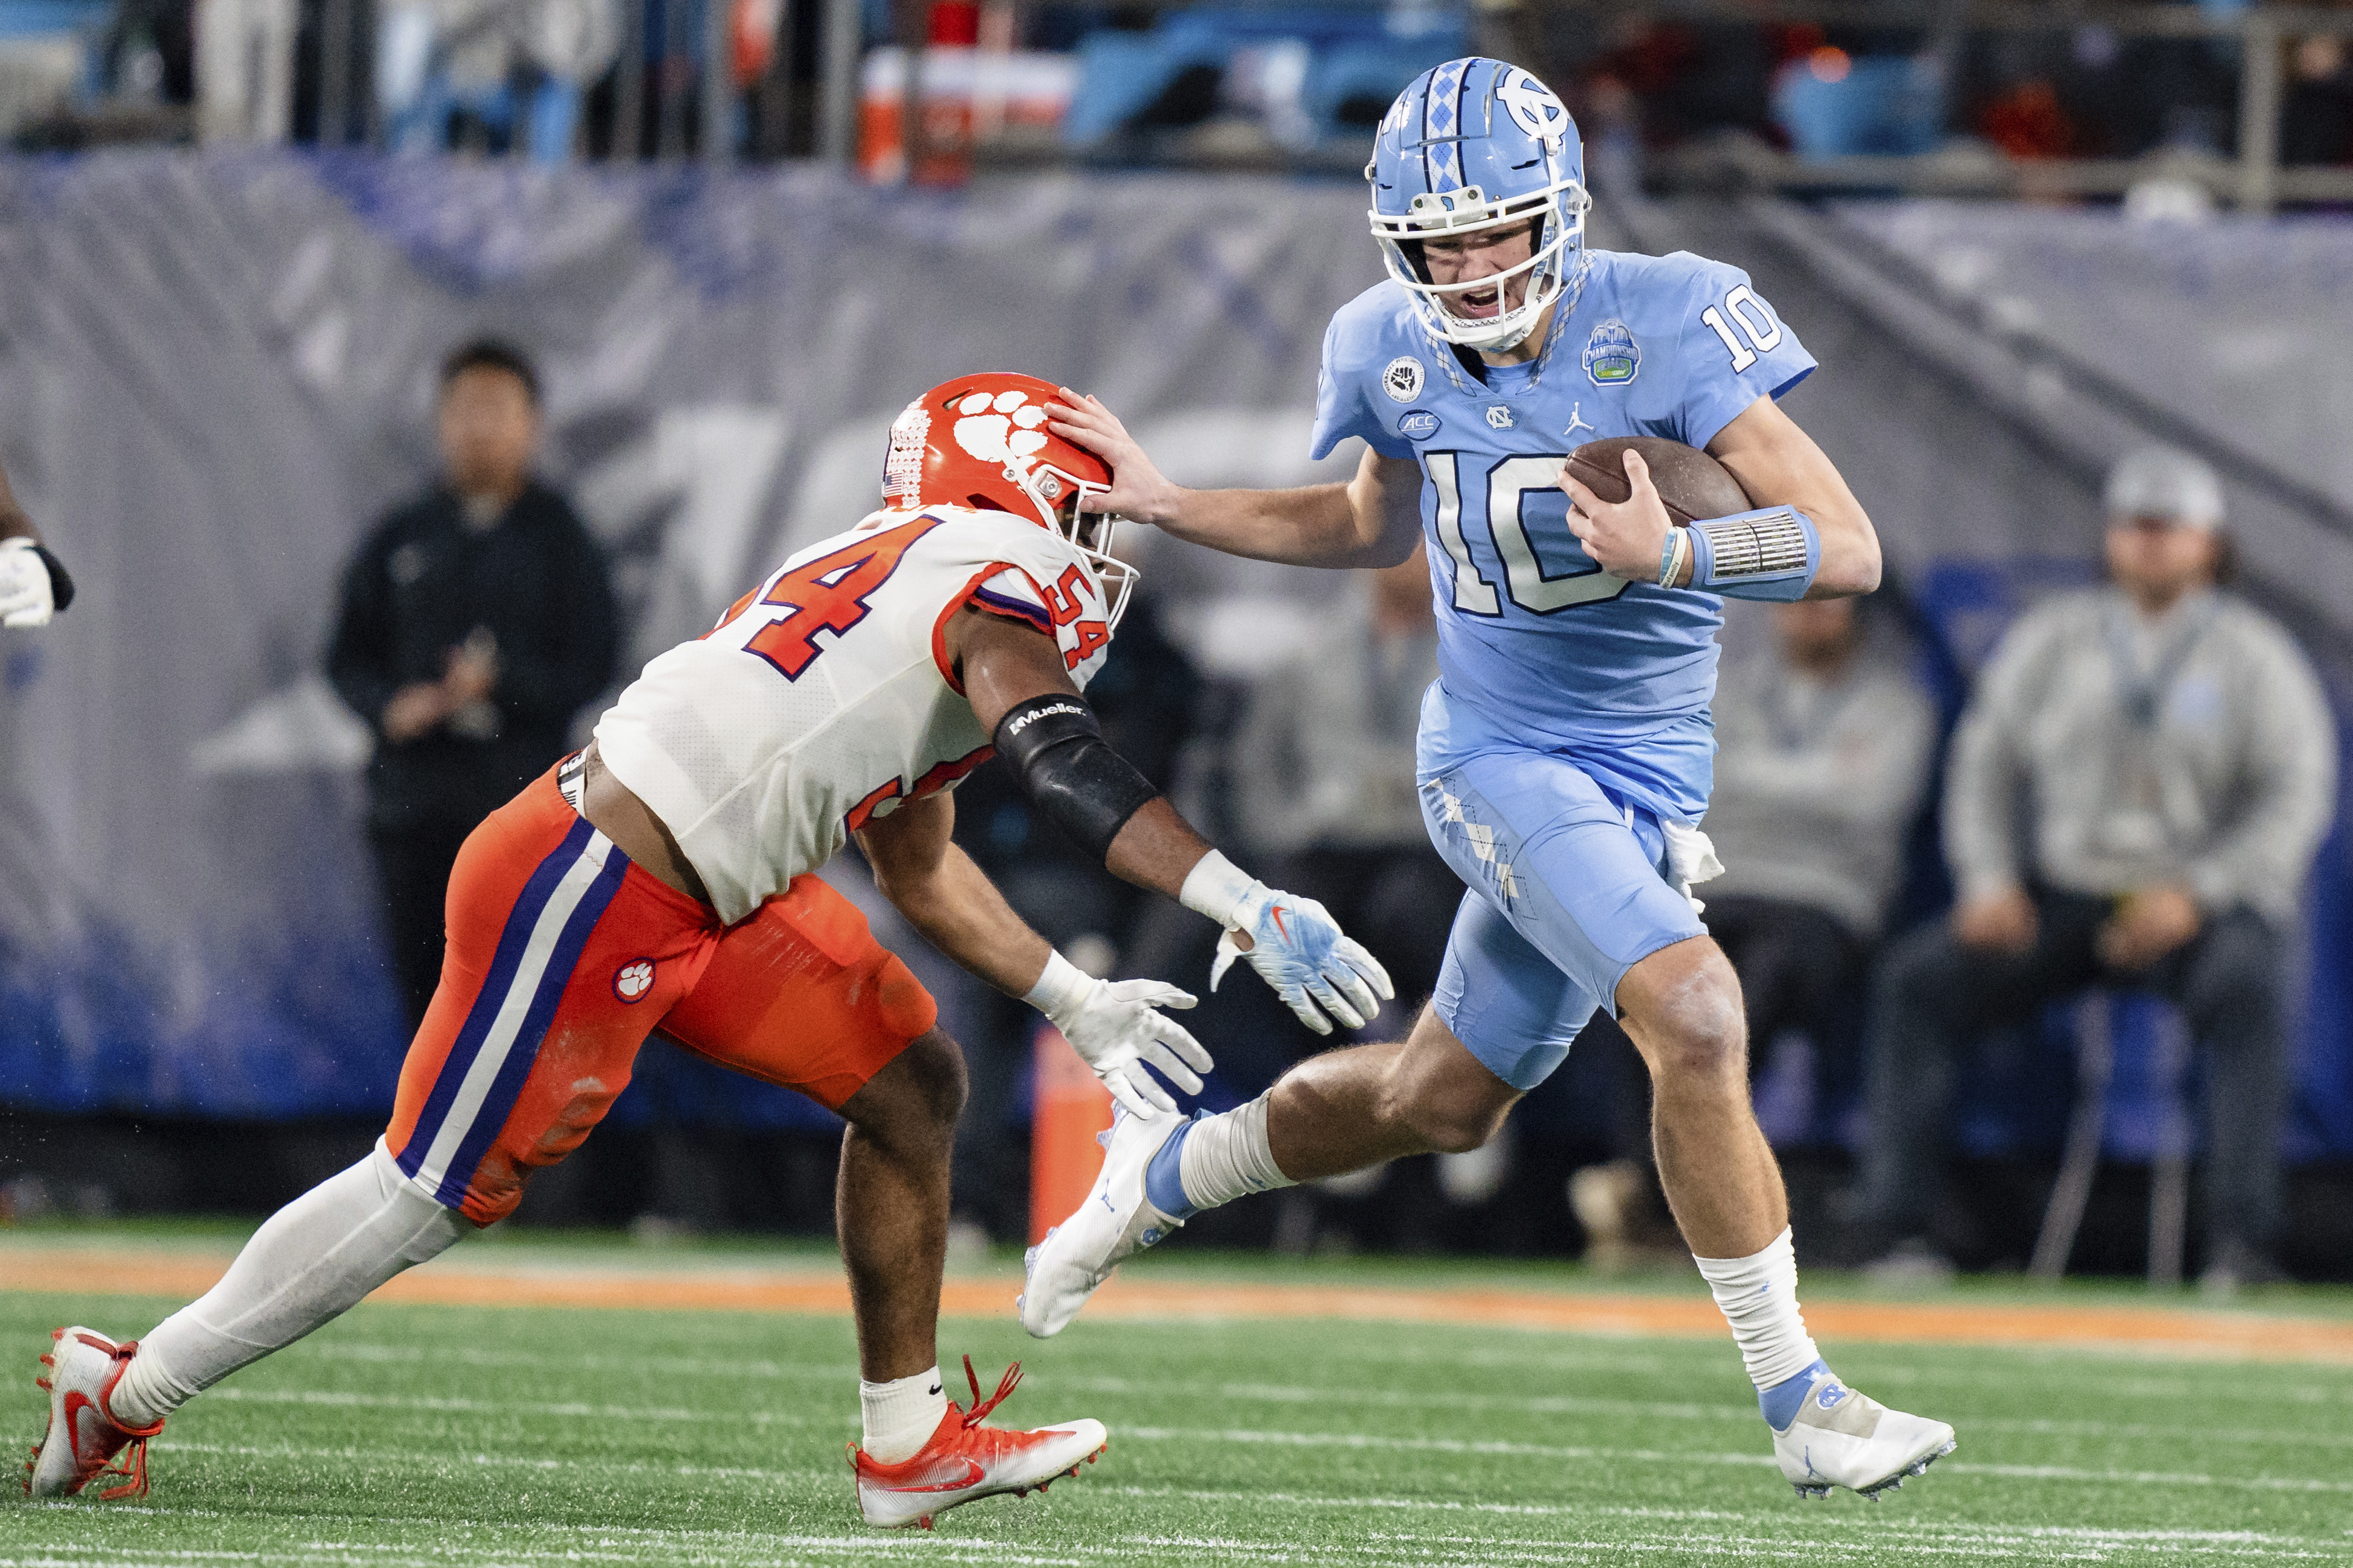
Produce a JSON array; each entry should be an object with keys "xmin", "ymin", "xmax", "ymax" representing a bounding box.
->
[
  {"xmin": 1688, "ymin": 507, "xmax": 1820, "ymax": 602},
  {"xmin": 1657, "ymin": 528, "xmax": 1680, "ymax": 588}
]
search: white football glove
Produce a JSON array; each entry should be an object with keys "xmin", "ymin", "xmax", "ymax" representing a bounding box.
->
[
  {"xmin": 0, "ymin": 538, "xmax": 54, "ymax": 628},
  {"xmin": 1183, "ymin": 852, "xmax": 1395, "ymax": 1035},
  {"xmin": 1025, "ymin": 951, "xmax": 1212, "ymax": 1118}
]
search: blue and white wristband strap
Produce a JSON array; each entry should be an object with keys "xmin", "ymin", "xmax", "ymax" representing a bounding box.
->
[{"xmin": 1688, "ymin": 507, "xmax": 1820, "ymax": 601}]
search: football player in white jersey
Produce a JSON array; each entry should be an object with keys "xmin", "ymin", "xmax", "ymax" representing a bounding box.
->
[
  {"xmin": 0, "ymin": 458, "xmax": 75, "ymax": 628},
  {"xmin": 24, "ymin": 373, "xmax": 1392, "ymax": 1529}
]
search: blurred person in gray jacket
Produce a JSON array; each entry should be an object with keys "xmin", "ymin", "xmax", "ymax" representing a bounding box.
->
[
  {"xmin": 1702, "ymin": 596, "xmax": 1938, "ymax": 1116},
  {"xmin": 1856, "ymin": 448, "xmax": 2336, "ymax": 1289},
  {"xmin": 1230, "ymin": 543, "xmax": 1460, "ymax": 1025},
  {"xmin": 1573, "ymin": 597, "xmax": 1935, "ymax": 1268}
]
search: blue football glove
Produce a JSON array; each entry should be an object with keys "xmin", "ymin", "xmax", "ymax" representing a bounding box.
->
[{"xmin": 1208, "ymin": 881, "xmax": 1394, "ymax": 1035}]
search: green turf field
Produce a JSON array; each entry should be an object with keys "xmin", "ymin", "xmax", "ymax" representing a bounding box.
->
[{"xmin": 5, "ymin": 1248, "xmax": 2352, "ymax": 1566}]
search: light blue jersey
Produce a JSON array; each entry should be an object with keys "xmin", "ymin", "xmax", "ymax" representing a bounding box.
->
[
  {"xmin": 1311, "ymin": 247, "xmax": 1817, "ymax": 1086},
  {"xmin": 1311, "ymin": 248, "xmax": 1815, "ymax": 821}
]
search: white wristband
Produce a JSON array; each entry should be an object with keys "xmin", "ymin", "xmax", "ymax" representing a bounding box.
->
[
  {"xmin": 1022, "ymin": 949, "xmax": 1094, "ymax": 1026},
  {"xmin": 1177, "ymin": 849, "xmax": 1256, "ymax": 927}
]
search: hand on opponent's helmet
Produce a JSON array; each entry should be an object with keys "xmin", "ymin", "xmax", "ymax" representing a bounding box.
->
[{"xmin": 1043, "ymin": 391, "xmax": 1182, "ymax": 530}]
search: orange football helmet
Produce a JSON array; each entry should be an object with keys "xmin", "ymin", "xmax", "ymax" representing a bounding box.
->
[{"xmin": 881, "ymin": 372, "xmax": 1137, "ymax": 628}]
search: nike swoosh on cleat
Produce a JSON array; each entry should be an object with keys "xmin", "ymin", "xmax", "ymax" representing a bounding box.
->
[
  {"xmin": 887, "ymin": 1459, "xmax": 987, "ymax": 1493},
  {"xmin": 1270, "ymin": 907, "xmax": 1291, "ymax": 941},
  {"xmin": 61, "ymin": 1392, "xmax": 97, "ymax": 1464}
]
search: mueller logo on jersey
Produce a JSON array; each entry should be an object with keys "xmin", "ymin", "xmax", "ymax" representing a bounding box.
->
[
  {"xmin": 1381, "ymin": 357, "xmax": 1425, "ymax": 403},
  {"xmin": 613, "ymin": 959, "xmax": 656, "ymax": 1002}
]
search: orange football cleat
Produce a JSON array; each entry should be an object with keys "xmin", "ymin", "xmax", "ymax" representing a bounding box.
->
[
  {"xmin": 850, "ymin": 1355, "xmax": 1106, "ymax": 1529},
  {"xmin": 25, "ymin": 1327, "xmax": 165, "ymax": 1500}
]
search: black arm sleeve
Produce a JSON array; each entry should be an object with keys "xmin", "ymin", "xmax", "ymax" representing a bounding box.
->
[{"xmin": 992, "ymin": 694, "xmax": 1162, "ymax": 862}]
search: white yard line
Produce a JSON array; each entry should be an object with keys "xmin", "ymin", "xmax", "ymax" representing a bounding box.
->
[{"xmin": 1115, "ymin": 1424, "xmax": 2353, "ymax": 1494}]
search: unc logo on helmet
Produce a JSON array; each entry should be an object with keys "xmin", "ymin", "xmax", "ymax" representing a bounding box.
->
[
  {"xmin": 1366, "ymin": 57, "xmax": 1593, "ymax": 355},
  {"xmin": 1495, "ymin": 69, "xmax": 1571, "ymax": 149}
]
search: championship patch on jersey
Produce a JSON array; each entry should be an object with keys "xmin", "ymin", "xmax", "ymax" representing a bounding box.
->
[
  {"xmin": 1397, "ymin": 410, "xmax": 1440, "ymax": 441},
  {"xmin": 1381, "ymin": 356, "xmax": 1426, "ymax": 403},
  {"xmin": 1582, "ymin": 320, "xmax": 1641, "ymax": 387}
]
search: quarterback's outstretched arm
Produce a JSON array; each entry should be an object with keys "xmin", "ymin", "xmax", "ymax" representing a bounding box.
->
[
  {"xmin": 0, "ymin": 457, "xmax": 73, "ymax": 627},
  {"xmin": 1047, "ymin": 393, "xmax": 1423, "ymax": 570}
]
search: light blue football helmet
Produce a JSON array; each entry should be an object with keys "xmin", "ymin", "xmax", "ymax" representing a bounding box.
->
[{"xmin": 1366, "ymin": 57, "xmax": 1591, "ymax": 354}]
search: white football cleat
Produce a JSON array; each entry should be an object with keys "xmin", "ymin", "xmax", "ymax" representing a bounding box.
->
[
  {"xmin": 25, "ymin": 1327, "xmax": 165, "ymax": 1500},
  {"xmin": 1772, "ymin": 1370, "xmax": 1956, "ymax": 1500},
  {"xmin": 851, "ymin": 1357, "xmax": 1106, "ymax": 1529},
  {"xmin": 1019, "ymin": 1107, "xmax": 1188, "ymax": 1338}
]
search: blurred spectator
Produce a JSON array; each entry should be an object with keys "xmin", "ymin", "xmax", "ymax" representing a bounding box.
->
[
  {"xmin": 1700, "ymin": 597, "xmax": 1939, "ymax": 1122},
  {"xmin": 945, "ymin": 589, "xmax": 1203, "ymax": 1241},
  {"xmin": 1230, "ymin": 544, "xmax": 1458, "ymax": 1026},
  {"xmin": 2282, "ymin": 33, "xmax": 2352, "ymax": 168},
  {"xmin": 1855, "ymin": 447, "xmax": 2336, "ymax": 1290},
  {"xmin": 1572, "ymin": 597, "xmax": 1936, "ymax": 1269},
  {"xmin": 328, "ymin": 340, "xmax": 618, "ymax": 1028}
]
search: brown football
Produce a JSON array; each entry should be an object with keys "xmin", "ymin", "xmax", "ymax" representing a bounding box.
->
[{"xmin": 1565, "ymin": 437, "xmax": 1752, "ymax": 525}]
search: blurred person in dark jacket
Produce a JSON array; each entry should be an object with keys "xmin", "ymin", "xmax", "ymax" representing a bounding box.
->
[
  {"xmin": 1229, "ymin": 545, "xmax": 1458, "ymax": 1031},
  {"xmin": 328, "ymin": 340, "xmax": 619, "ymax": 1027},
  {"xmin": 1855, "ymin": 447, "xmax": 2336, "ymax": 1291}
]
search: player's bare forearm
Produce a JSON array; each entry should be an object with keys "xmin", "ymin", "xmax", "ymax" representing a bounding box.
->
[
  {"xmin": 1047, "ymin": 393, "xmax": 1421, "ymax": 569},
  {"xmin": 0, "ymin": 459, "xmax": 39, "ymax": 546},
  {"xmin": 1706, "ymin": 394, "xmax": 1880, "ymax": 597},
  {"xmin": 857, "ymin": 793, "xmax": 1054, "ymax": 997}
]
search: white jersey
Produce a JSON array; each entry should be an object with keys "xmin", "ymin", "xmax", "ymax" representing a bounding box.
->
[{"xmin": 595, "ymin": 505, "xmax": 1116, "ymax": 925}]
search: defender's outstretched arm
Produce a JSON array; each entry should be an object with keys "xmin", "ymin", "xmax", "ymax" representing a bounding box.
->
[
  {"xmin": 948, "ymin": 607, "xmax": 1393, "ymax": 1037},
  {"xmin": 1047, "ymin": 393, "xmax": 1424, "ymax": 570}
]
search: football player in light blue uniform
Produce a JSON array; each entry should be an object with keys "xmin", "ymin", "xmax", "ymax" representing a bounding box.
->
[{"xmin": 1026, "ymin": 57, "xmax": 1955, "ymax": 1498}]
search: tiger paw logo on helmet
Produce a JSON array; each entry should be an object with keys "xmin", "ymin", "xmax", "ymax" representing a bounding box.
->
[
  {"xmin": 877, "ymin": 371, "xmax": 1142, "ymax": 631},
  {"xmin": 951, "ymin": 388, "xmax": 1053, "ymax": 477}
]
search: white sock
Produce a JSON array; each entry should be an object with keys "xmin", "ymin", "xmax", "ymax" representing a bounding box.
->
[
  {"xmin": 860, "ymin": 1367, "xmax": 948, "ymax": 1464},
  {"xmin": 1176, "ymin": 1093, "xmax": 1296, "ymax": 1212},
  {"xmin": 1692, "ymin": 1227, "xmax": 1822, "ymax": 1393},
  {"xmin": 109, "ymin": 1142, "xmax": 464, "ymax": 1427}
]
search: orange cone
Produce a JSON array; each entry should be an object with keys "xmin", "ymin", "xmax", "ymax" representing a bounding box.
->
[{"xmin": 1028, "ymin": 1020, "xmax": 1112, "ymax": 1245}]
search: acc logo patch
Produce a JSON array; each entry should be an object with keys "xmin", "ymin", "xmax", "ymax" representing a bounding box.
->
[
  {"xmin": 1583, "ymin": 320, "xmax": 1641, "ymax": 387},
  {"xmin": 1396, "ymin": 410, "xmax": 1440, "ymax": 440},
  {"xmin": 612, "ymin": 959, "xmax": 656, "ymax": 1003},
  {"xmin": 1381, "ymin": 356, "xmax": 1425, "ymax": 403},
  {"xmin": 1485, "ymin": 405, "xmax": 1515, "ymax": 430}
]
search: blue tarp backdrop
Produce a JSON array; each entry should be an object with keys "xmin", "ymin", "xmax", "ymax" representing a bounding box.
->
[{"xmin": 0, "ymin": 153, "xmax": 2346, "ymax": 1160}]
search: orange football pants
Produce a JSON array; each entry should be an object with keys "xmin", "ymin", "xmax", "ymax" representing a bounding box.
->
[{"xmin": 384, "ymin": 765, "xmax": 937, "ymax": 1224}]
